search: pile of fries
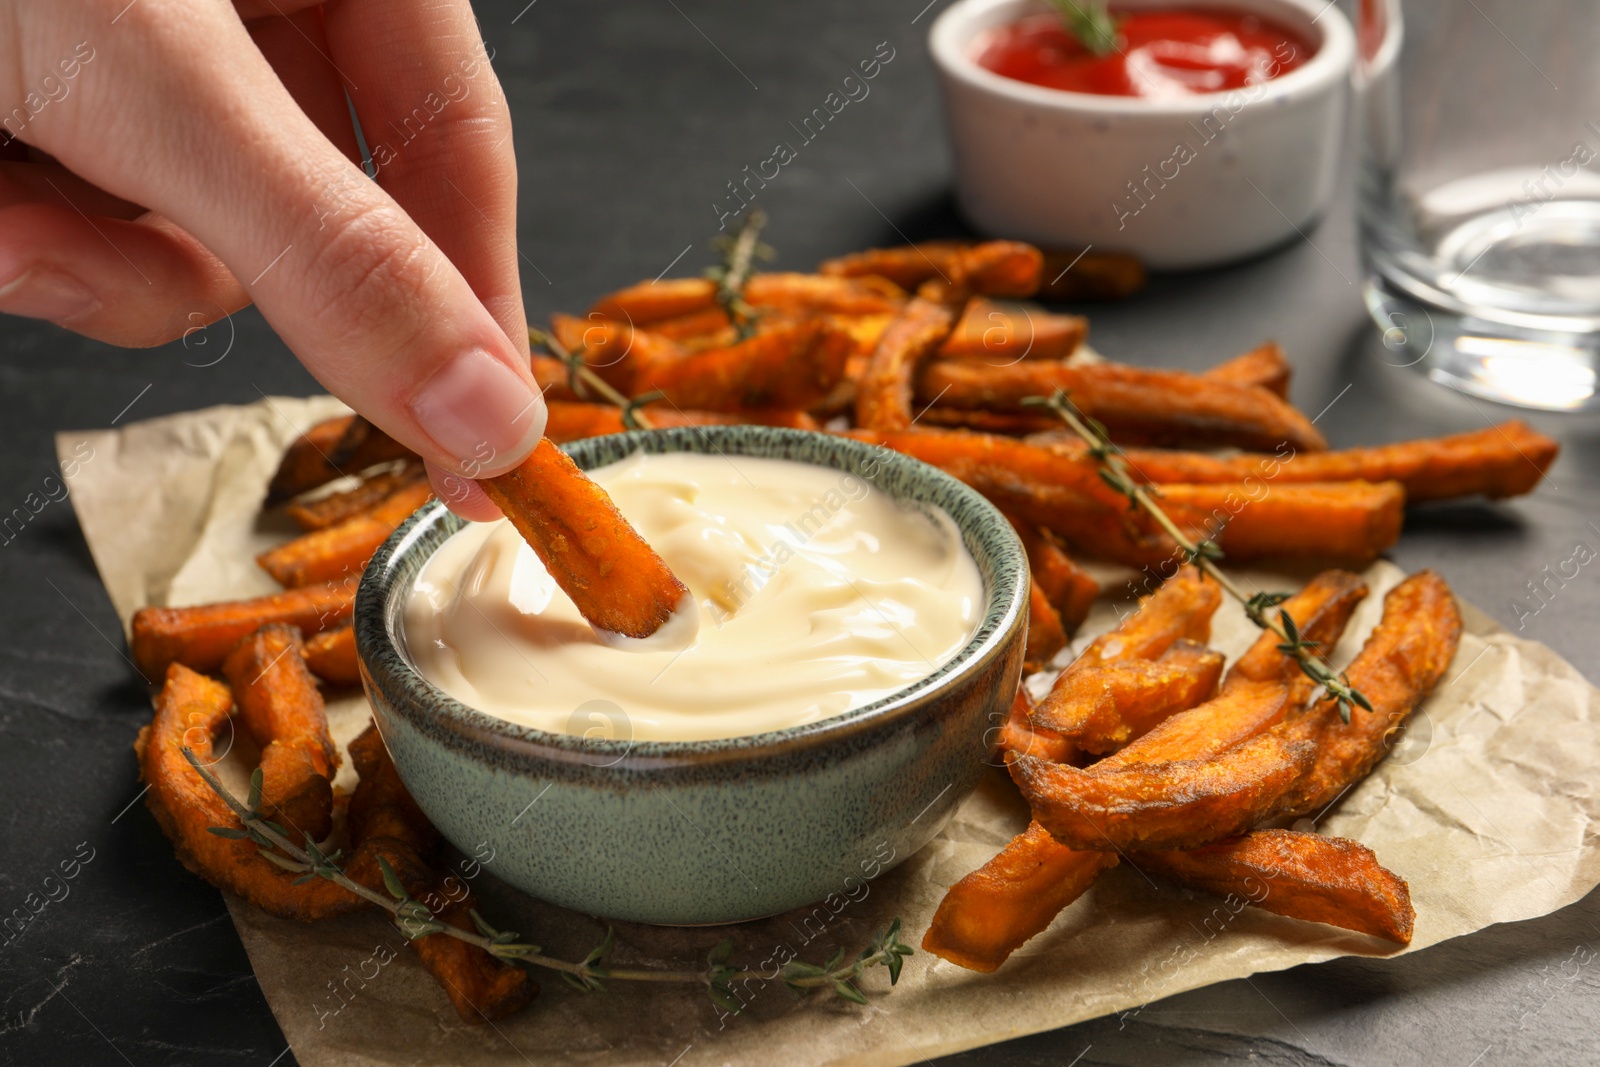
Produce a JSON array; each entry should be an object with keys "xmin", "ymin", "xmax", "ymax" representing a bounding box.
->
[{"xmin": 124, "ymin": 233, "xmax": 1560, "ymax": 1018}]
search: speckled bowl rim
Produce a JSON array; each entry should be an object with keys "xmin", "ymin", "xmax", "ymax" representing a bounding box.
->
[{"xmin": 355, "ymin": 426, "xmax": 1027, "ymax": 769}]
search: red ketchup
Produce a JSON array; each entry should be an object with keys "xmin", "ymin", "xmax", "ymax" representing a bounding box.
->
[{"xmin": 974, "ymin": 8, "xmax": 1313, "ymax": 99}]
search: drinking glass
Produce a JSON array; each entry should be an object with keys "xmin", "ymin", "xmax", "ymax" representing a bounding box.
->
[{"xmin": 1358, "ymin": 0, "xmax": 1600, "ymax": 410}]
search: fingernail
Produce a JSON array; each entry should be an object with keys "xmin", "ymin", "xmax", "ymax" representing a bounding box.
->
[
  {"xmin": 0, "ymin": 267, "xmax": 100, "ymax": 323},
  {"xmin": 407, "ymin": 349, "xmax": 546, "ymax": 476}
]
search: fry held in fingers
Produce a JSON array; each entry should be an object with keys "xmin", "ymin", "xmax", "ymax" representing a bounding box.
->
[{"xmin": 479, "ymin": 439, "xmax": 690, "ymax": 639}]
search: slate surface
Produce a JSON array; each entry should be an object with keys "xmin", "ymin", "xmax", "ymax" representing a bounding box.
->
[{"xmin": 2, "ymin": 1, "xmax": 1598, "ymax": 1064}]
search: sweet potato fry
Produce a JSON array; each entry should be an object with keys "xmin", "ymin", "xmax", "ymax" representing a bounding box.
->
[
  {"xmin": 284, "ymin": 463, "xmax": 427, "ymax": 532},
  {"xmin": 744, "ymin": 272, "xmax": 906, "ymax": 314},
  {"xmin": 267, "ymin": 416, "xmax": 418, "ymax": 505},
  {"xmin": 589, "ymin": 277, "xmax": 718, "ymax": 324},
  {"xmin": 852, "ymin": 430, "xmax": 1399, "ymax": 566},
  {"xmin": 922, "ymin": 823, "xmax": 1117, "ymax": 972},
  {"xmin": 302, "ymin": 625, "xmax": 360, "ymax": 687},
  {"xmin": 1001, "ymin": 567, "xmax": 1218, "ymax": 761},
  {"xmin": 1004, "ymin": 516, "xmax": 1098, "ymax": 633},
  {"xmin": 130, "ymin": 576, "xmax": 360, "ymax": 680},
  {"xmin": 818, "ymin": 240, "xmax": 971, "ymax": 288},
  {"xmin": 938, "ymin": 298, "xmax": 1087, "ymax": 363},
  {"xmin": 1281, "ymin": 571, "xmax": 1462, "ymax": 817},
  {"xmin": 1015, "ymin": 727, "xmax": 1316, "ymax": 851},
  {"xmin": 1025, "ymin": 578, "xmax": 1068, "ymax": 668},
  {"xmin": 1078, "ymin": 566, "xmax": 1221, "ymax": 666},
  {"xmin": 223, "ymin": 625, "xmax": 338, "ymax": 842},
  {"xmin": 328, "ymin": 416, "xmax": 416, "ymax": 472},
  {"xmin": 1094, "ymin": 679, "xmax": 1293, "ymax": 771},
  {"xmin": 1034, "ymin": 421, "xmax": 1558, "ymax": 503},
  {"xmin": 641, "ymin": 304, "xmax": 736, "ymax": 347},
  {"xmin": 847, "ymin": 429, "xmax": 1137, "ymax": 563},
  {"xmin": 918, "ymin": 408, "xmax": 1062, "ymax": 435},
  {"xmin": 820, "ymin": 240, "xmax": 1042, "ymax": 298},
  {"xmin": 933, "ymin": 683, "xmax": 1300, "ymax": 970},
  {"xmin": 266, "ymin": 415, "xmax": 355, "ymax": 504},
  {"xmin": 1156, "ymin": 481, "xmax": 1406, "ymax": 567},
  {"xmin": 916, "ymin": 360, "xmax": 1327, "ymax": 452},
  {"xmin": 1034, "ymin": 642, "xmax": 1226, "ymax": 754},
  {"xmin": 1203, "ymin": 342, "xmax": 1291, "ymax": 398},
  {"xmin": 1037, "ymin": 248, "xmax": 1147, "ymax": 301},
  {"xmin": 932, "ymin": 574, "xmax": 1244, "ymax": 971},
  {"xmin": 633, "ymin": 319, "xmax": 852, "ymax": 412},
  {"xmin": 916, "ymin": 241, "xmax": 1045, "ymax": 303},
  {"xmin": 480, "ymin": 439, "xmax": 689, "ymax": 638},
  {"xmin": 541, "ymin": 400, "xmax": 819, "ymax": 442},
  {"xmin": 343, "ymin": 725, "xmax": 536, "ymax": 1022},
  {"xmin": 135, "ymin": 664, "xmax": 366, "ymax": 920},
  {"xmin": 854, "ymin": 297, "xmax": 957, "ymax": 430},
  {"xmin": 827, "ymin": 311, "xmax": 896, "ymax": 356},
  {"xmin": 413, "ymin": 890, "xmax": 539, "ymax": 1022},
  {"xmin": 1223, "ymin": 570, "xmax": 1369, "ymax": 697},
  {"xmin": 951, "ymin": 240, "xmax": 1045, "ymax": 298},
  {"xmin": 549, "ymin": 313, "xmax": 685, "ymax": 392},
  {"xmin": 1132, "ymin": 830, "xmax": 1415, "ymax": 944},
  {"xmin": 344, "ymin": 722, "xmax": 438, "ymax": 888},
  {"xmin": 257, "ymin": 481, "xmax": 434, "ymax": 588},
  {"xmin": 529, "ymin": 355, "xmax": 582, "ymax": 402},
  {"xmin": 1000, "ymin": 687, "xmax": 1075, "ymax": 764}
]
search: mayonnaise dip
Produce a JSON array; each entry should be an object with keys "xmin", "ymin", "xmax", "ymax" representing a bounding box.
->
[{"xmin": 404, "ymin": 451, "xmax": 984, "ymax": 742}]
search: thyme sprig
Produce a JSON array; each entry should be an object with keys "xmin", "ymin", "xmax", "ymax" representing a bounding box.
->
[
  {"xmin": 1022, "ymin": 390, "xmax": 1373, "ymax": 724},
  {"xmin": 528, "ymin": 327, "xmax": 656, "ymax": 431},
  {"xmin": 184, "ymin": 749, "xmax": 912, "ymax": 1011},
  {"xmin": 1045, "ymin": 0, "xmax": 1121, "ymax": 56},
  {"xmin": 706, "ymin": 208, "xmax": 771, "ymax": 340}
]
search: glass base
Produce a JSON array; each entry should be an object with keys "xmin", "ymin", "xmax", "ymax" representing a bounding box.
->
[{"xmin": 1363, "ymin": 275, "xmax": 1600, "ymax": 412}]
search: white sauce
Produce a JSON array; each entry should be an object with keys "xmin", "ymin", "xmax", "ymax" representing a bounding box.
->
[{"xmin": 404, "ymin": 452, "xmax": 983, "ymax": 742}]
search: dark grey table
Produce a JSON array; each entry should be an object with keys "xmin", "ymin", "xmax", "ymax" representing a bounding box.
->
[{"xmin": 3, "ymin": 2, "xmax": 1598, "ymax": 1064}]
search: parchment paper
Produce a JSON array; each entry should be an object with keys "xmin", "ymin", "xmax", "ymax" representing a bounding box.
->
[{"xmin": 59, "ymin": 397, "xmax": 1600, "ymax": 1067}]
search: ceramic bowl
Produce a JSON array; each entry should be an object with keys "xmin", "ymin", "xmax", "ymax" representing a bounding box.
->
[
  {"xmin": 354, "ymin": 426, "xmax": 1027, "ymax": 925},
  {"xmin": 929, "ymin": 0, "xmax": 1356, "ymax": 269}
]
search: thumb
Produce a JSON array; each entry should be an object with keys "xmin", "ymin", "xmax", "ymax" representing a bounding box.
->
[{"xmin": 25, "ymin": 1, "xmax": 544, "ymax": 477}]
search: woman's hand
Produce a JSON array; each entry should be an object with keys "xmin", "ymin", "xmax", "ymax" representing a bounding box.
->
[{"xmin": 0, "ymin": 0, "xmax": 542, "ymax": 517}]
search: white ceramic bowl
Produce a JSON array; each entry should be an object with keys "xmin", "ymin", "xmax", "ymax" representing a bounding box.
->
[{"xmin": 930, "ymin": 0, "xmax": 1356, "ymax": 270}]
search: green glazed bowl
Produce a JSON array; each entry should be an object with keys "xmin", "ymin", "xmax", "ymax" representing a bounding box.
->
[{"xmin": 354, "ymin": 426, "xmax": 1026, "ymax": 925}]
